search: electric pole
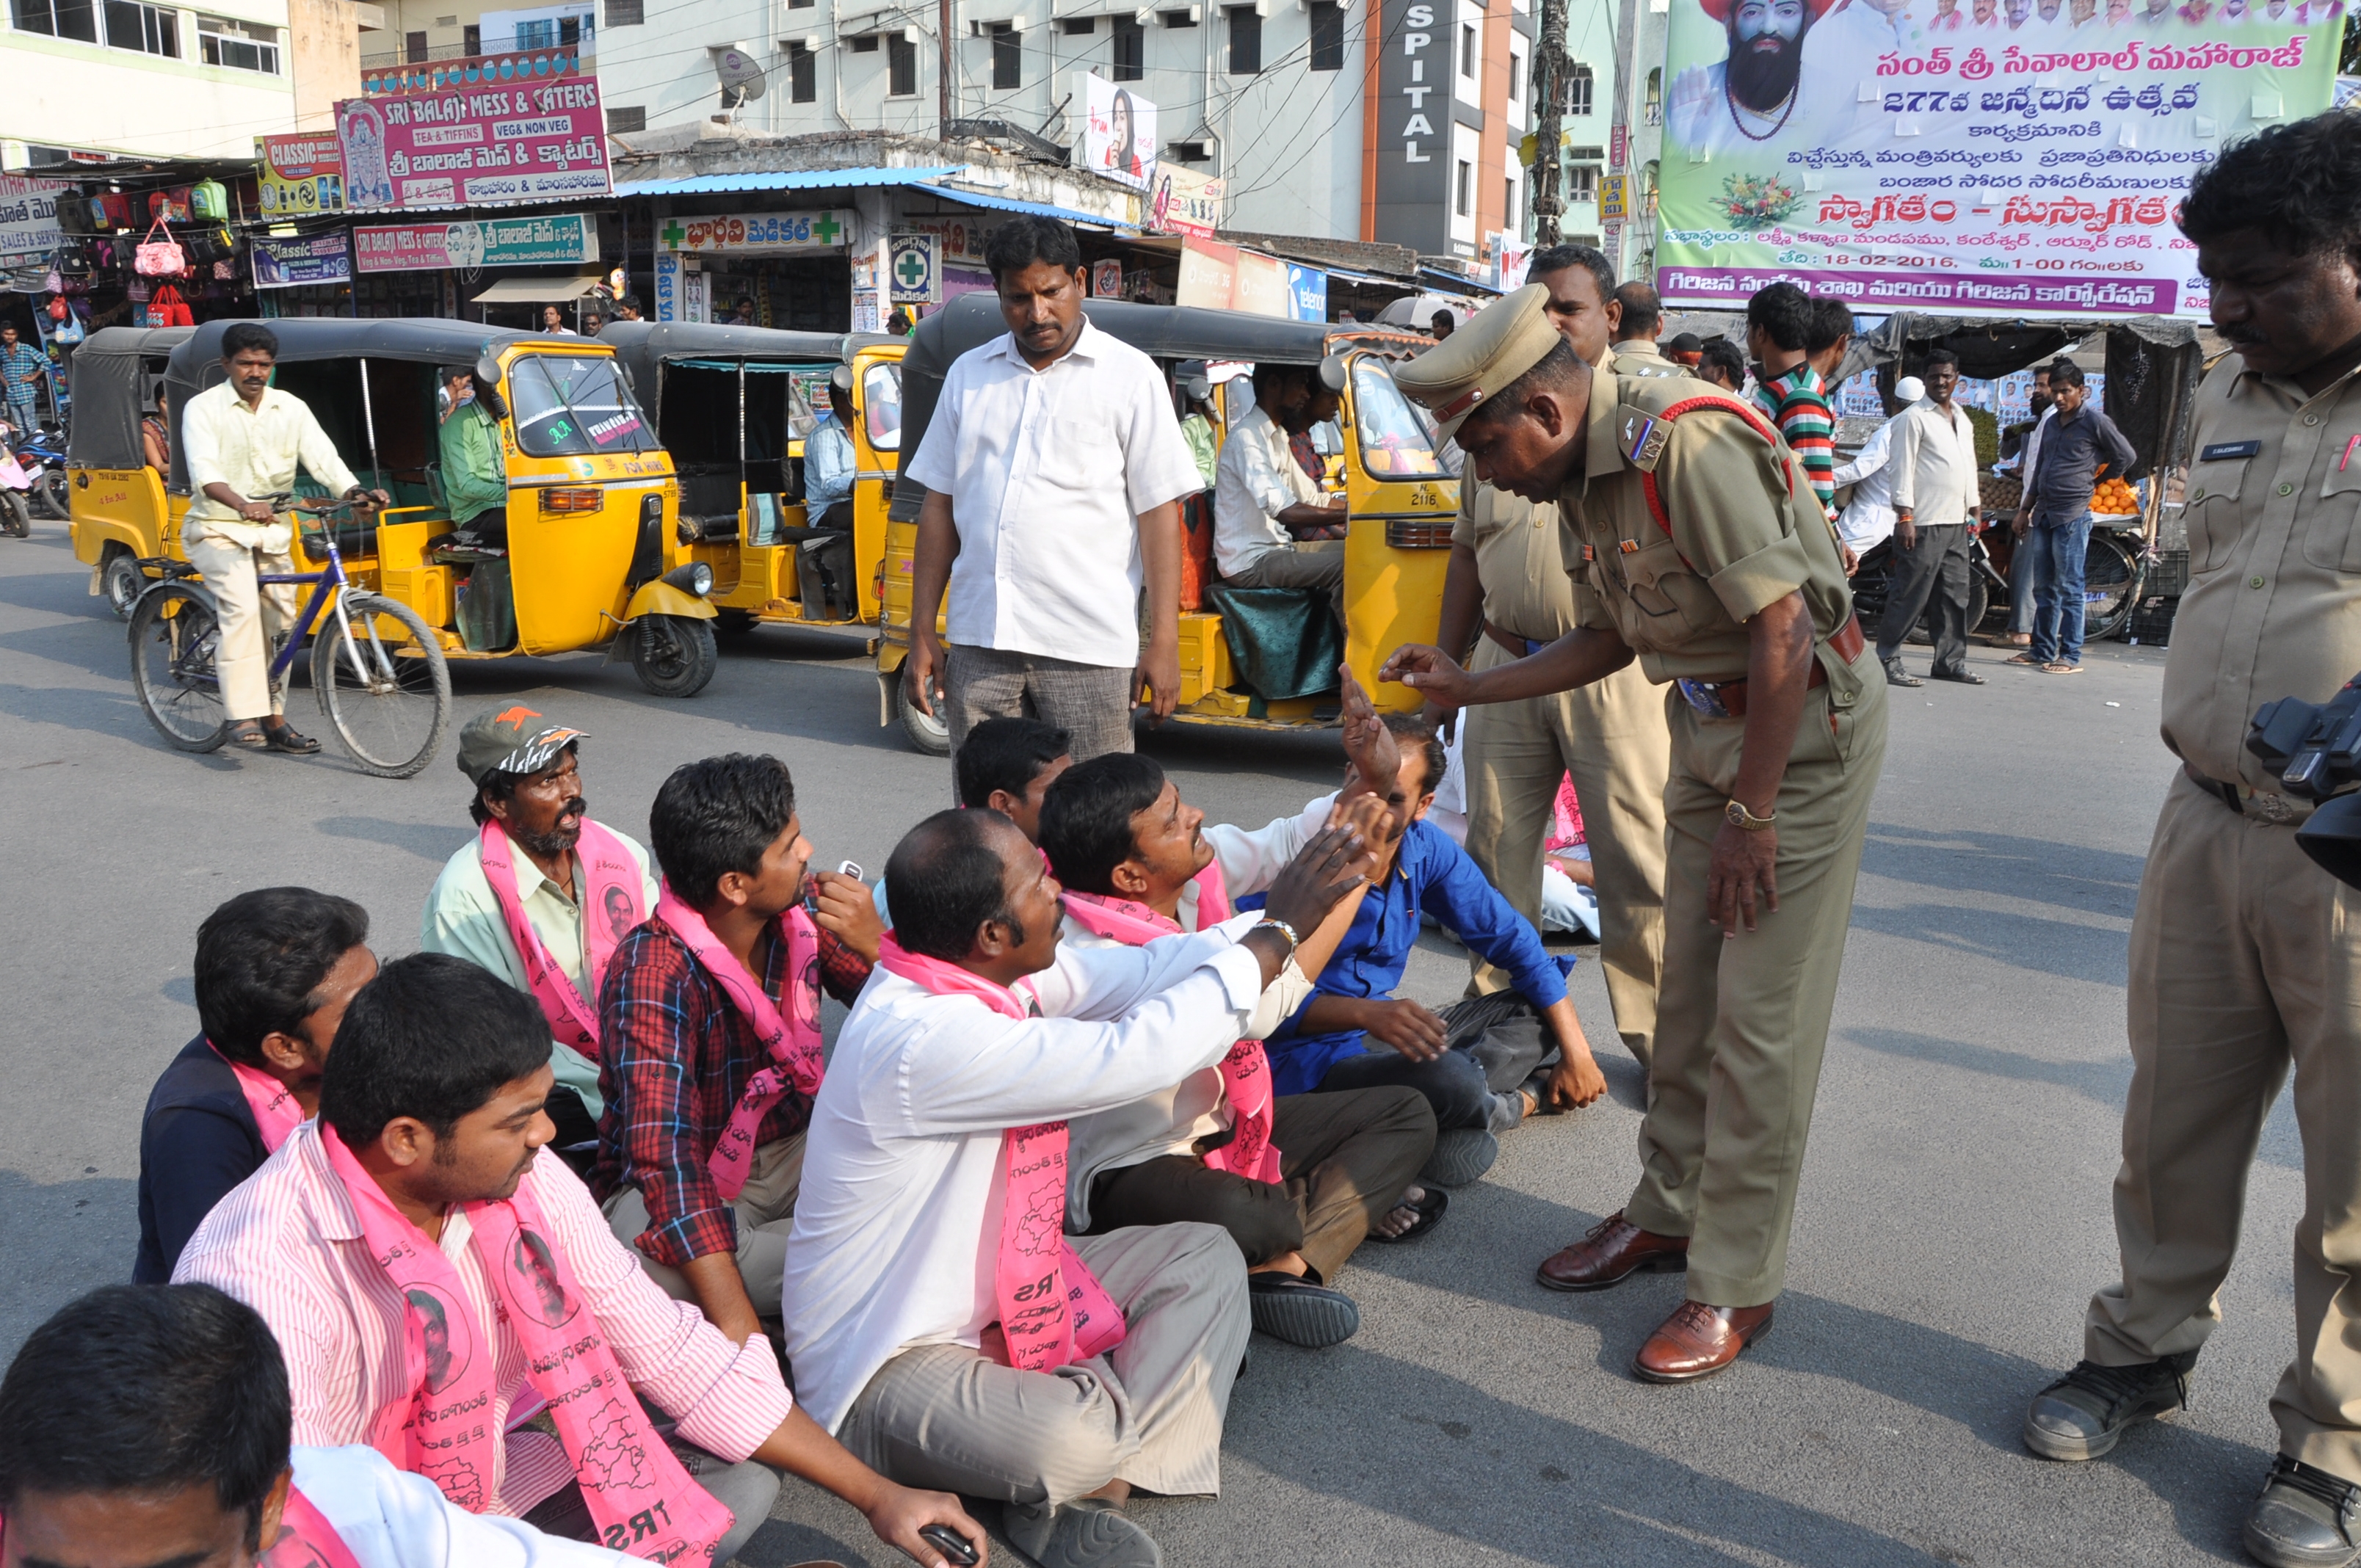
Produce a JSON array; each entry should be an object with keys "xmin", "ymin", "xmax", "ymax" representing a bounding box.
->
[
  {"xmin": 939, "ymin": 0, "xmax": 954, "ymax": 137},
  {"xmin": 1530, "ymin": 0, "xmax": 1568, "ymax": 244}
]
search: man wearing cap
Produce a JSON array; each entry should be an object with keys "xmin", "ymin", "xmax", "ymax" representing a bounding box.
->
[
  {"xmin": 1382, "ymin": 280, "xmax": 1886, "ymax": 1384},
  {"xmin": 1667, "ymin": 333, "xmax": 1706, "ymax": 372},
  {"xmin": 420, "ymin": 705, "xmax": 657, "ymax": 1150},
  {"xmin": 1429, "ymin": 243, "xmax": 1672, "ymax": 1075},
  {"xmin": 1609, "ymin": 283, "xmax": 1687, "ymax": 382}
]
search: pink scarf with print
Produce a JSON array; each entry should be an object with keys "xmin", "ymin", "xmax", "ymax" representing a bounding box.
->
[
  {"xmin": 479, "ymin": 818, "xmax": 646, "ymax": 1061},
  {"xmin": 874, "ymin": 934, "xmax": 1128, "ymax": 1372},
  {"xmin": 319, "ymin": 1128, "xmax": 730, "ymax": 1561},
  {"xmin": 211, "ymin": 1040, "xmax": 305, "ymax": 1153},
  {"xmin": 1057, "ymin": 863, "xmax": 1282, "ymax": 1184},
  {"xmin": 652, "ymin": 884, "xmax": 825, "ymax": 1201}
]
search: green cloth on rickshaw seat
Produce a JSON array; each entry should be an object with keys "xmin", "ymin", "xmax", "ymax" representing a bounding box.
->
[
  {"xmin": 1204, "ymin": 582, "xmax": 1341, "ymax": 703},
  {"xmin": 457, "ymin": 558, "xmax": 517, "ymax": 653}
]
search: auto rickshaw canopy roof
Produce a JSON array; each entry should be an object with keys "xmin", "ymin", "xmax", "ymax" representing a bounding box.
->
[
  {"xmin": 597, "ymin": 322, "xmax": 902, "ymax": 419},
  {"xmin": 68, "ymin": 325, "xmax": 194, "ymax": 471}
]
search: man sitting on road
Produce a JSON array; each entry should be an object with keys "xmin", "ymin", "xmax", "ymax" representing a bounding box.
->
[
  {"xmin": 137, "ymin": 887, "xmax": 377, "ymax": 1284},
  {"xmin": 1040, "ymin": 746, "xmax": 1437, "ymax": 1350},
  {"xmin": 877, "ymin": 716, "xmax": 1074, "ymax": 926},
  {"xmin": 783, "ymin": 806, "xmax": 1375, "ymax": 1568},
  {"xmin": 1261, "ymin": 714, "xmax": 1606, "ymax": 1188},
  {"xmin": 0, "ymin": 1282, "xmax": 645, "ymax": 1567},
  {"xmin": 1213, "ymin": 362, "xmax": 1349, "ymax": 612},
  {"xmin": 176, "ymin": 953, "xmax": 978, "ymax": 1565},
  {"xmin": 592, "ymin": 753, "xmax": 879, "ymax": 1343},
  {"xmin": 421, "ymin": 706, "xmax": 656, "ymax": 1156}
]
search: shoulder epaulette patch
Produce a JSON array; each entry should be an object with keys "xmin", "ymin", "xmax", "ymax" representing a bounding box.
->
[{"xmin": 1622, "ymin": 410, "xmax": 1670, "ymax": 471}]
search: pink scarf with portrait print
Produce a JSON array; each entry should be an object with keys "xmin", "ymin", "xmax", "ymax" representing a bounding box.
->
[{"xmin": 479, "ymin": 818, "xmax": 646, "ymax": 1061}]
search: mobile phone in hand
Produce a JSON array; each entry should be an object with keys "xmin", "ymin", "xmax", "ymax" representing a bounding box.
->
[
  {"xmin": 805, "ymin": 861, "xmax": 866, "ymax": 917},
  {"xmin": 918, "ymin": 1524, "xmax": 979, "ymax": 1566}
]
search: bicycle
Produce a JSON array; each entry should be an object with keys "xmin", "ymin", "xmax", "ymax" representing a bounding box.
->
[{"xmin": 127, "ymin": 493, "xmax": 452, "ymax": 778}]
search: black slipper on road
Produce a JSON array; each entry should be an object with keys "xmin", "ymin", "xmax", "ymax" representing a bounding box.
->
[
  {"xmin": 1365, "ymin": 1186, "xmax": 1448, "ymax": 1244},
  {"xmin": 263, "ymin": 722, "xmax": 321, "ymax": 754},
  {"xmin": 1247, "ymin": 1271, "xmax": 1360, "ymax": 1347}
]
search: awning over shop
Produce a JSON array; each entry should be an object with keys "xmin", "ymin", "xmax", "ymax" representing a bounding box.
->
[
  {"xmin": 1420, "ymin": 266, "xmax": 1501, "ymax": 298},
  {"xmin": 613, "ymin": 165, "xmax": 962, "ymax": 198},
  {"xmin": 924, "ymin": 185, "xmax": 1131, "ymax": 233},
  {"xmin": 470, "ymin": 275, "xmax": 605, "ymax": 304}
]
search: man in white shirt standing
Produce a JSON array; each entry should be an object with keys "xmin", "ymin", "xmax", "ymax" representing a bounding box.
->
[
  {"xmin": 1830, "ymin": 374, "xmax": 1922, "ymax": 564},
  {"xmin": 902, "ymin": 217, "xmax": 1205, "ymax": 762},
  {"xmin": 784, "ymin": 806, "xmax": 1375, "ymax": 1568},
  {"xmin": 1879, "ymin": 349, "xmax": 1987, "ymax": 688},
  {"xmin": 181, "ymin": 322, "xmax": 389, "ymax": 755},
  {"xmin": 1212, "ymin": 362, "xmax": 1348, "ymax": 613}
]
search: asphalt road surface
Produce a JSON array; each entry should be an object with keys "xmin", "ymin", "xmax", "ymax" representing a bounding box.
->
[{"xmin": 0, "ymin": 525, "xmax": 2307, "ymax": 1568}]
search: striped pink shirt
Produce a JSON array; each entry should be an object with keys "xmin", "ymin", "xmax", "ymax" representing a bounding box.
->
[{"xmin": 175, "ymin": 1122, "xmax": 791, "ymax": 1517}]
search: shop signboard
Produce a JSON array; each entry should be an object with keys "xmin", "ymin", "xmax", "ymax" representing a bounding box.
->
[
  {"xmin": 1370, "ymin": 0, "xmax": 1454, "ymax": 253},
  {"xmin": 897, "ymin": 215, "xmax": 987, "ymax": 266},
  {"xmin": 1177, "ymin": 238, "xmax": 1291, "ymax": 318},
  {"xmin": 352, "ymin": 212, "xmax": 598, "ymax": 273},
  {"xmin": 1597, "ymin": 173, "xmax": 1625, "ymax": 222},
  {"xmin": 1090, "ymin": 258, "xmax": 1123, "ymax": 298},
  {"xmin": 256, "ymin": 134, "xmax": 345, "ymax": 215},
  {"xmin": 659, "ymin": 209, "xmax": 855, "ymax": 257},
  {"xmin": 1147, "ymin": 164, "xmax": 1224, "ymax": 239},
  {"xmin": 1285, "ymin": 264, "xmax": 1327, "ymax": 324},
  {"xmin": 336, "ymin": 76, "xmax": 609, "ymax": 211},
  {"xmin": 0, "ymin": 175, "xmax": 69, "ymax": 262},
  {"xmin": 889, "ymin": 234, "xmax": 942, "ymax": 305},
  {"xmin": 653, "ymin": 247, "xmax": 682, "ymax": 322},
  {"xmin": 1076, "ymin": 72, "xmax": 1158, "ymax": 192},
  {"xmin": 253, "ymin": 231, "xmax": 352, "ymax": 288},
  {"xmin": 1653, "ymin": 0, "xmax": 2340, "ymax": 319}
]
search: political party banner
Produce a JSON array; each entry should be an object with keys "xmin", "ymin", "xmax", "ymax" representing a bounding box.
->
[
  {"xmin": 256, "ymin": 134, "xmax": 344, "ymax": 216},
  {"xmin": 1653, "ymin": 0, "xmax": 2343, "ymax": 319},
  {"xmin": 0, "ymin": 175, "xmax": 69, "ymax": 262},
  {"xmin": 1147, "ymin": 164, "xmax": 1225, "ymax": 239},
  {"xmin": 658, "ymin": 210, "xmax": 854, "ymax": 256},
  {"xmin": 352, "ymin": 212, "xmax": 597, "ymax": 273},
  {"xmin": 336, "ymin": 76, "xmax": 609, "ymax": 210},
  {"xmin": 252, "ymin": 231, "xmax": 352, "ymax": 288},
  {"xmin": 1076, "ymin": 72, "xmax": 1158, "ymax": 192}
]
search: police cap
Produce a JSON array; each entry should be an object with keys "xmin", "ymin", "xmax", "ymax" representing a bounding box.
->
[{"xmin": 1392, "ymin": 283, "xmax": 1563, "ymax": 442}]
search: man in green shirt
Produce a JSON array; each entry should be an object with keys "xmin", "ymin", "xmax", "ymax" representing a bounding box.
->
[{"xmin": 438, "ymin": 364, "xmax": 507, "ymax": 545}]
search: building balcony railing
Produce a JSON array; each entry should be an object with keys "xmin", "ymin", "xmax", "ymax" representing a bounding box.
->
[{"xmin": 359, "ymin": 44, "xmax": 590, "ymax": 95}]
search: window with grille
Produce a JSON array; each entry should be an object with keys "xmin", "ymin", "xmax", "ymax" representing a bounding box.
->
[
  {"xmin": 559, "ymin": 15, "xmax": 579, "ymax": 43},
  {"xmin": 106, "ymin": 0, "xmax": 176, "ymax": 54},
  {"xmin": 891, "ymin": 32, "xmax": 919, "ymax": 92},
  {"xmin": 606, "ymin": 104, "xmax": 647, "ymax": 131},
  {"xmin": 1113, "ymin": 14, "xmax": 1143, "ymax": 77},
  {"xmin": 603, "ymin": 0, "xmax": 639, "ymax": 23},
  {"xmin": 1225, "ymin": 5, "xmax": 1258, "ymax": 73},
  {"xmin": 1568, "ymin": 163, "xmax": 1598, "ymax": 200},
  {"xmin": 1159, "ymin": 7, "xmax": 1194, "ymax": 21},
  {"xmin": 1459, "ymin": 22, "xmax": 1473, "ymax": 77},
  {"xmin": 788, "ymin": 40, "xmax": 816, "ymax": 99},
  {"xmin": 989, "ymin": 21, "xmax": 1019, "ymax": 87},
  {"xmin": 198, "ymin": 13, "xmax": 278, "ymax": 70},
  {"xmin": 850, "ymin": 32, "xmax": 878, "ymax": 48},
  {"xmin": 1308, "ymin": 0, "xmax": 1341, "ymax": 69},
  {"xmin": 1062, "ymin": 15, "xmax": 1093, "ymax": 32},
  {"xmin": 1568, "ymin": 61, "xmax": 1594, "ymax": 115},
  {"xmin": 13, "ymin": 0, "xmax": 98, "ymax": 46},
  {"xmin": 515, "ymin": 18, "xmax": 553, "ymax": 47},
  {"xmin": 463, "ymin": 21, "xmax": 480, "ymax": 49}
]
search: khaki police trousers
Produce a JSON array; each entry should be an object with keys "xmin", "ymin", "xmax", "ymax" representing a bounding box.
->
[
  {"xmin": 1462, "ymin": 634, "xmax": 1671, "ymax": 1069},
  {"xmin": 2085, "ymin": 772, "xmax": 2361, "ymax": 1480},
  {"xmin": 1623, "ymin": 669, "xmax": 1887, "ymax": 1307}
]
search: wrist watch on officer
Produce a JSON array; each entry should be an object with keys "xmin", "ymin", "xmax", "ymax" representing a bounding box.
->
[{"xmin": 1726, "ymin": 797, "xmax": 1777, "ymax": 832}]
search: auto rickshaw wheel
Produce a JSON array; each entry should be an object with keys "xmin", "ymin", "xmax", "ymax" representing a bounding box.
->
[
  {"xmin": 632, "ymin": 614, "xmax": 719, "ymax": 699},
  {"xmin": 0, "ymin": 490, "xmax": 27, "ymax": 539},
  {"xmin": 894, "ymin": 662, "xmax": 951, "ymax": 757},
  {"xmin": 101, "ymin": 548, "xmax": 145, "ymax": 621}
]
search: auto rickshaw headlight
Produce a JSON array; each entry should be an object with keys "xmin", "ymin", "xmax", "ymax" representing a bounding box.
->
[{"xmin": 661, "ymin": 561, "xmax": 715, "ymax": 598}]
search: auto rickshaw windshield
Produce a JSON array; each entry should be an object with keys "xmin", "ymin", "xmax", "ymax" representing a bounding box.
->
[
  {"xmin": 507, "ymin": 353, "xmax": 659, "ymax": 457},
  {"xmin": 1351, "ymin": 358, "xmax": 1443, "ymax": 477},
  {"xmin": 863, "ymin": 361, "xmax": 903, "ymax": 450}
]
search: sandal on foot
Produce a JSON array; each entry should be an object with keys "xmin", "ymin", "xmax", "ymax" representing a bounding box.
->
[
  {"xmin": 227, "ymin": 720, "xmax": 270, "ymax": 750},
  {"xmin": 2003, "ymin": 652, "xmax": 2045, "ymax": 667},
  {"xmin": 2041, "ymin": 663, "xmax": 2084, "ymax": 675},
  {"xmin": 1365, "ymin": 1186, "xmax": 1448, "ymax": 1244},
  {"xmin": 262, "ymin": 721, "xmax": 322, "ymax": 754}
]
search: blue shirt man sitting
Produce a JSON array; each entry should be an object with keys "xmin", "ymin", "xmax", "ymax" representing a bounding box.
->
[{"xmin": 1250, "ymin": 714, "xmax": 1606, "ymax": 1186}]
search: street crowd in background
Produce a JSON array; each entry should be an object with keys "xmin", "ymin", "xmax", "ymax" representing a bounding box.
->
[{"xmin": 18, "ymin": 108, "xmax": 2361, "ymax": 1568}]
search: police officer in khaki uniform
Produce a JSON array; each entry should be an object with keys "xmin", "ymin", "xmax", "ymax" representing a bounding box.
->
[
  {"xmin": 1436, "ymin": 247, "xmax": 1672, "ymax": 1073},
  {"xmin": 1609, "ymin": 282, "xmax": 1690, "ymax": 383},
  {"xmin": 2016, "ymin": 114, "xmax": 2361, "ymax": 1568},
  {"xmin": 1383, "ymin": 284, "xmax": 1885, "ymax": 1383}
]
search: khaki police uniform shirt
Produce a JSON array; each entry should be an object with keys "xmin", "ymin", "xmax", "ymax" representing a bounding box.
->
[
  {"xmin": 2166, "ymin": 355, "xmax": 2361, "ymax": 791},
  {"xmin": 1451, "ymin": 478, "xmax": 1583, "ymax": 643},
  {"xmin": 1559, "ymin": 370, "xmax": 1856, "ymax": 683},
  {"xmin": 1611, "ymin": 341, "xmax": 1690, "ymax": 382}
]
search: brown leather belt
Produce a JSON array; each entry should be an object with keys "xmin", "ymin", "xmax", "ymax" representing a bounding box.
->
[
  {"xmin": 1675, "ymin": 614, "xmax": 1866, "ymax": 719},
  {"xmin": 1483, "ymin": 619, "xmax": 1553, "ymax": 658},
  {"xmin": 2183, "ymin": 761, "xmax": 2310, "ymax": 826}
]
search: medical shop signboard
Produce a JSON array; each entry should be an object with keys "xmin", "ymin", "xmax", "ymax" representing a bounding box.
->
[
  {"xmin": 1653, "ymin": 0, "xmax": 2341, "ymax": 319},
  {"xmin": 658, "ymin": 210, "xmax": 855, "ymax": 256},
  {"xmin": 335, "ymin": 76, "xmax": 610, "ymax": 210}
]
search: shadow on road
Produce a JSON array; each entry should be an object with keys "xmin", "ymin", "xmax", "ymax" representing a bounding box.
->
[{"xmin": 1862, "ymin": 822, "xmax": 2145, "ymax": 918}]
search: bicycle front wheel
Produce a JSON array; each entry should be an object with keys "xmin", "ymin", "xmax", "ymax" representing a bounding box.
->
[
  {"xmin": 313, "ymin": 592, "xmax": 451, "ymax": 778},
  {"xmin": 128, "ymin": 584, "xmax": 230, "ymax": 751}
]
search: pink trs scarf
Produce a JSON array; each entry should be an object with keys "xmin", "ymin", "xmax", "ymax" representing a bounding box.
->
[
  {"xmin": 873, "ymin": 935, "xmax": 1128, "ymax": 1373},
  {"xmin": 479, "ymin": 818, "xmax": 648, "ymax": 1061},
  {"xmin": 319, "ymin": 1127, "xmax": 732, "ymax": 1561},
  {"xmin": 3, "ymin": 1490, "xmax": 366, "ymax": 1568},
  {"xmin": 1057, "ymin": 863, "xmax": 1282, "ymax": 1184},
  {"xmin": 651, "ymin": 884, "xmax": 825, "ymax": 1201},
  {"xmin": 212, "ymin": 1040, "xmax": 305, "ymax": 1153}
]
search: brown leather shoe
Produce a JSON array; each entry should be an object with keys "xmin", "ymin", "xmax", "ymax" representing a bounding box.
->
[
  {"xmin": 1535, "ymin": 1211, "xmax": 1689, "ymax": 1293},
  {"xmin": 1631, "ymin": 1300, "xmax": 1774, "ymax": 1384}
]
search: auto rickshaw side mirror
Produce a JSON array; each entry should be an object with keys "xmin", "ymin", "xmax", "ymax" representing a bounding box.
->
[
  {"xmin": 474, "ymin": 352, "xmax": 504, "ymax": 388},
  {"xmin": 1318, "ymin": 353, "xmax": 1349, "ymax": 393},
  {"xmin": 474, "ymin": 351, "xmax": 509, "ymax": 423},
  {"xmin": 830, "ymin": 363, "xmax": 855, "ymax": 396}
]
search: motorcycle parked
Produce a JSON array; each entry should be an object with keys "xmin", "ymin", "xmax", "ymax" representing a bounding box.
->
[
  {"xmin": 12, "ymin": 423, "xmax": 70, "ymax": 520},
  {"xmin": 1852, "ymin": 518, "xmax": 2145, "ymax": 646},
  {"xmin": 0, "ymin": 440, "xmax": 33, "ymax": 539}
]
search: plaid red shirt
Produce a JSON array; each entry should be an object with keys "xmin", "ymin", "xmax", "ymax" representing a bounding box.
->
[{"xmin": 590, "ymin": 912, "xmax": 871, "ymax": 1268}]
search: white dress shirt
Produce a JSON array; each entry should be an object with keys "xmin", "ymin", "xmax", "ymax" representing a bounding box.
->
[
  {"xmin": 291, "ymin": 1445, "xmax": 626, "ymax": 1566},
  {"xmin": 1893, "ymin": 399, "xmax": 1983, "ymax": 528},
  {"xmin": 780, "ymin": 921, "xmax": 1267, "ymax": 1434},
  {"xmin": 1832, "ymin": 410, "xmax": 1905, "ymax": 551},
  {"xmin": 1061, "ymin": 793, "xmax": 1335, "ymax": 1223},
  {"xmin": 902, "ymin": 320, "xmax": 1204, "ymax": 669},
  {"xmin": 1210, "ymin": 406, "xmax": 1324, "ymax": 576},
  {"xmin": 181, "ymin": 380, "xmax": 363, "ymax": 543}
]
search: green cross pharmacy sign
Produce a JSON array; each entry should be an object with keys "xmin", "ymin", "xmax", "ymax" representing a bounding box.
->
[
  {"xmin": 888, "ymin": 233, "xmax": 940, "ymax": 306},
  {"xmin": 659, "ymin": 209, "xmax": 855, "ymax": 258}
]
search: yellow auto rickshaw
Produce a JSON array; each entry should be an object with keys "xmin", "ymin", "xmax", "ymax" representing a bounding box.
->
[
  {"xmin": 600, "ymin": 321, "xmax": 904, "ymax": 635},
  {"xmin": 63, "ymin": 324, "xmax": 195, "ymax": 618},
  {"xmin": 73, "ymin": 317, "xmax": 721, "ymax": 697},
  {"xmin": 876, "ymin": 295, "xmax": 1454, "ymax": 754}
]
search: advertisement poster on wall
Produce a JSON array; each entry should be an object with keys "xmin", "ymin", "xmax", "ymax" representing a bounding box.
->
[
  {"xmin": 253, "ymin": 231, "xmax": 352, "ymax": 288},
  {"xmin": 1076, "ymin": 73, "xmax": 1158, "ymax": 192},
  {"xmin": 352, "ymin": 212, "xmax": 597, "ymax": 273},
  {"xmin": 1652, "ymin": 0, "xmax": 2340, "ymax": 319},
  {"xmin": 0, "ymin": 175, "xmax": 69, "ymax": 263},
  {"xmin": 336, "ymin": 76, "xmax": 610, "ymax": 211},
  {"xmin": 256, "ymin": 135, "xmax": 345, "ymax": 215},
  {"xmin": 1147, "ymin": 164, "xmax": 1225, "ymax": 239}
]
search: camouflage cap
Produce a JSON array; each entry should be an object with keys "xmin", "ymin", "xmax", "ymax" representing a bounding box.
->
[{"xmin": 455, "ymin": 703, "xmax": 589, "ymax": 787}]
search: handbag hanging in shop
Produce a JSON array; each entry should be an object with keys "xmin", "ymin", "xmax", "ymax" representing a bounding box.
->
[
  {"xmin": 134, "ymin": 219, "xmax": 184, "ymax": 277},
  {"xmin": 147, "ymin": 285, "xmax": 193, "ymax": 329}
]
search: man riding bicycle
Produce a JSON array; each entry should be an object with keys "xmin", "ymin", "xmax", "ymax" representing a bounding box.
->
[{"xmin": 181, "ymin": 322, "xmax": 389, "ymax": 755}]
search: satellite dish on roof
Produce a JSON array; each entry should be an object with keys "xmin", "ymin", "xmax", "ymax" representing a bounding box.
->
[{"xmin": 713, "ymin": 46, "xmax": 766, "ymax": 102}]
